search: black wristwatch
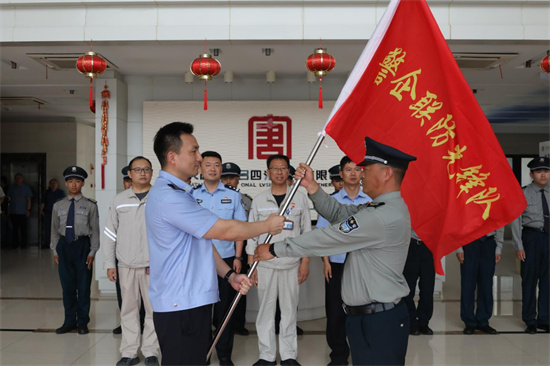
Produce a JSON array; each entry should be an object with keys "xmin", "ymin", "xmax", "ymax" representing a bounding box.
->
[
  {"xmin": 224, "ymin": 269, "xmax": 235, "ymax": 282},
  {"xmin": 269, "ymin": 243, "xmax": 277, "ymax": 258}
]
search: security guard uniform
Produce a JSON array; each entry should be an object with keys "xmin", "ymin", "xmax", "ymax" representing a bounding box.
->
[
  {"xmin": 328, "ymin": 164, "xmax": 342, "ymax": 182},
  {"xmin": 51, "ymin": 166, "xmax": 99, "ymax": 332},
  {"xmin": 511, "ymin": 156, "xmax": 550, "ymax": 333},
  {"xmin": 271, "ymin": 137, "xmax": 416, "ymax": 365}
]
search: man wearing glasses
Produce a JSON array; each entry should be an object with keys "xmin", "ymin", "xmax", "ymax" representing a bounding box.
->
[
  {"xmin": 247, "ymin": 154, "xmax": 311, "ymax": 366},
  {"xmin": 103, "ymin": 156, "xmax": 160, "ymax": 366}
]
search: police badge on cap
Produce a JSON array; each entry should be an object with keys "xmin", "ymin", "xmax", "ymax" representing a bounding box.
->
[
  {"xmin": 221, "ymin": 162, "xmax": 241, "ymax": 177},
  {"xmin": 527, "ymin": 156, "xmax": 550, "ymax": 171},
  {"xmin": 328, "ymin": 165, "xmax": 342, "ymax": 181},
  {"xmin": 63, "ymin": 166, "xmax": 88, "ymax": 181}
]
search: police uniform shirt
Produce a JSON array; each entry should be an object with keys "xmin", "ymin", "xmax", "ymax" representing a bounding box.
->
[
  {"xmin": 50, "ymin": 194, "xmax": 100, "ymax": 256},
  {"xmin": 274, "ymin": 188, "xmax": 411, "ymax": 306},
  {"xmin": 316, "ymin": 187, "xmax": 371, "ymax": 264},
  {"xmin": 193, "ymin": 182, "xmax": 247, "ymax": 258},
  {"xmin": 511, "ymin": 181, "xmax": 550, "ymax": 251},
  {"xmin": 145, "ymin": 170, "xmax": 220, "ymax": 312}
]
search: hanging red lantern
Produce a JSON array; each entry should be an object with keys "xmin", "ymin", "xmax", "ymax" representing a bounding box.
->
[
  {"xmin": 306, "ymin": 48, "xmax": 336, "ymax": 109},
  {"xmin": 76, "ymin": 50, "xmax": 107, "ymax": 110},
  {"xmin": 541, "ymin": 55, "xmax": 550, "ymax": 73},
  {"xmin": 190, "ymin": 53, "xmax": 221, "ymax": 110}
]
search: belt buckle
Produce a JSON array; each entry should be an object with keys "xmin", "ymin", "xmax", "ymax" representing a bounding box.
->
[{"xmin": 342, "ymin": 303, "xmax": 349, "ymax": 315}]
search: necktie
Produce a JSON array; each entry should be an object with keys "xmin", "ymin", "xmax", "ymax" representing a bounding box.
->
[
  {"xmin": 65, "ymin": 198, "xmax": 75, "ymax": 243},
  {"xmin": 541, "ymin": 189, "xmax": 549, "ymax": 234}
]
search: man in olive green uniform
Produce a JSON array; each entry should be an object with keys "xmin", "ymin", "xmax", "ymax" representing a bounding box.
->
[{"xmin": 254, "ymin": 137, "xmax": 416, "ymax": 366}]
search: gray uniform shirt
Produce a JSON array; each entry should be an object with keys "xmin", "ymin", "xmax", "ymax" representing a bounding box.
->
[
  {"xmin": 455, "ymin": 227, "xmax": 504, "ymax": 255},
  {"xmin": 51, "ymin": 194, "xmax": 100, "ymax": 256},
  {"xmin": 273, "ymin": 188, "xmax": 411, "ymax": 306},
  {"xmin": 511, "ymin": 182, "xmax": 549, "ymax": 251}
]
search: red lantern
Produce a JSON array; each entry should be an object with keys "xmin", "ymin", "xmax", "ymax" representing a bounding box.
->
[
  {"xmin": 306, "ymin": 48, "xmax": 336, "ymax": 109},
  {"xmin": 190, "ymin": 53, "xmax": 221, "ymax": 110},
  {"xmin": 76, "ymin": 51, "xmax": 107, "ymax": 110},
  {"xmin": 541, "ymin": 55, "xmax": 550, "ymax": 73}
]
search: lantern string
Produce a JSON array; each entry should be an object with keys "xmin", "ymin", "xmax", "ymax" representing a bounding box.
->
[{"xmin": 204, "ymin": 80, "xmax": 208, "ymax": 110}]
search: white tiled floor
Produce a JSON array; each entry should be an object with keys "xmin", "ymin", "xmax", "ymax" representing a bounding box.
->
[{"xmin": 1, "ymin": 245, "xmax": 549, "ymax": 366}]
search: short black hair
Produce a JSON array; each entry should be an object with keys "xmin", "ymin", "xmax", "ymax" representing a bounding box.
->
[
  {"xmin": 128, "ymin": 156, "xmax": 152, "ymax": 169},
  {"xmin": 153, "ymin": 122, "xmax": 194, "ymax": 168},
  {"xmin": 266, "ymin": 154, "xmax": 290, "ymax": 169},
  {"xmin": 392, "ymin": 166, "xmax": 406, "ymax": 185},
  {"xmin": 201, "ymin": 151, "xmax": 222, "ymax": 162},
  {"xmin": 339, "ymin": 156, "xmax": 353, "ymax": 170}
]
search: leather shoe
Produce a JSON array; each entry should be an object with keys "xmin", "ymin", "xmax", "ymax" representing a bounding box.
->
[
  {"xmin": 409, "ymin": 326, "xmax": 420, "ymax": 335},
  {"xmin": 55, "ymin": 324, "xmax": 76, "ymax": 334},
  {"xmin": 253, "ymin": 359, "xmax": 276, "ymax": 366},
  {"xmin": 281, "ymin": 359, "xmax": 301, "ymax": 366},
  {"xmin": 77, "ymin": 324, "xmax": 89, "ymax": 335},
  {"xmin": 477, "ymin": 325, "xmax": 497, "ymax": 334},
  {"xmin": 234, "ymin": 327, "xmax": 249, "ymax": 336},
  {"xmin": 463, "ymin": 326, "xmax": 475, "ymax": 335},
  {"xmin": 144, "ymin": 356, "xmax": 159, "ymax": 366},
  {"xmin": 537, "ymin": 324, "xmax": 549, "ymax": 333},
  {"xmin": 116, "ymin": 357, "xmax": 140, "ymax": 366},
  {"xmin": 525, "ymin": 325, "xmax": 537, "ymax": 334},
  {"xmin": 113, "ymin": 325, "xmax": 122, "ymax": 334},
  {"xmin": 296, "ymin": 326, "xmax": 304, "ymax": 335},
  {"xmin": 219, "ymin": 358, "xmax": 234, "ymax": 366},
  {"xmin": 419, "ymin": 325, "xmax": 433, "ymax": 335}
]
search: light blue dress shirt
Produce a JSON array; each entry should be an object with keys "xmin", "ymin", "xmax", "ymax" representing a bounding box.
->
[
  {"xmin": 316, "ymin": 188, "xmax": 371, "ymax": 263},
  {"xmin": 146, "ymin": 170, "xmax": 220, "ymax": 312},
  {"xmin": 193, "ymin": 182, "xmax": 247, "ymax": 258}
]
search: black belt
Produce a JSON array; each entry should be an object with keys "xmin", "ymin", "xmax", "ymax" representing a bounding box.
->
[
  {"xmin": 411, "ymin": 238, "xmax": 424, "ymax": 245},
  {"xmin": 523, "ymin": 226, "xmax": 546, "ymax": 234},
  {"xmin": 342, "ymin": 300, "xmax": 401, "ymax": 315}
]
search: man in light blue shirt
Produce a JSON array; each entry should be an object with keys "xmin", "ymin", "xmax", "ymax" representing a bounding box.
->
[
  {"xmin": 193, "ymin": 151, "xmax": 247, "ymax": 365},
  {"xmin": 146, "ymin": 122, "xmax": 284, "ymax": 366},
  {"xmin": 316, "ymin": 156, "xmax": 370, "ymax": 366}
]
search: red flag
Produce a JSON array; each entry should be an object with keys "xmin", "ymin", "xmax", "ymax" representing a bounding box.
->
[{"xmin": 323, "ymin": 0, "xmax": 526, "ymax": 275}]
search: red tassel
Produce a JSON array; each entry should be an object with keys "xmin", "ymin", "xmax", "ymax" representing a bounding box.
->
[
  {"xmin": 204, "ymin": 81, "xmax": 208, "ymax": 110},
  {"xmin": 318, "ymin": 77, "xmax": 323, "ymax": 109},
  {"xmin": 89, "ymin": 79, "xmax": 94, "ymax": 109},
  {"xmin": 101, "ymin": 164, "xmax": 105, "ymax": 190}
]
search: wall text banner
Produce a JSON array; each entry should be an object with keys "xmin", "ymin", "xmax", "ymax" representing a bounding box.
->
[{"xmin": 323, "ymin": 0, "xmax": 526, "ymax": 275}]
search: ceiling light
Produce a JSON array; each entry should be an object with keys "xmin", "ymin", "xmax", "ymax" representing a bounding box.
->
[
  {"xmin": 266, "ymin": 71, "xmax": 276, "ymax": 83},
  {"xmin": 224, "ymin": 71, "xmax": 234, "ymax": 83},
  {"xmin": 184, "ymin": 72, "xmax": 194, "ymax": 84}
]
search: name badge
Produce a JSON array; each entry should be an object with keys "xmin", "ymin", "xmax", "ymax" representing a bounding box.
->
[
  {"xmin": 221, "ymin": 198, "xmax": 232, "ymax": 204},
  {"xmin": 283, "ymin": 220, "xmax": 294, "ymax": 230}
]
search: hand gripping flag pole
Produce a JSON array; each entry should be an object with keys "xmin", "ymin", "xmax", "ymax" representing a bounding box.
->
[{"xmin": 207, "ymin": 134, "xmax": 326, "ymax": 361}]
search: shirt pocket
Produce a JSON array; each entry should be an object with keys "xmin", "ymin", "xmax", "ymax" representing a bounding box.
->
[
  {"xmin": 75, "ymin": 210, "xmax": 88, "ymax": 227},
  {"xmin": 216, "ymin": 205, "xmax": 235, "ymax": 220}
]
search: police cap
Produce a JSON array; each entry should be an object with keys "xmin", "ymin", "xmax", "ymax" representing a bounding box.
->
[
  {"xmin": 289, "ymin": 165, "xmax": 296, "ymax": 179},
  {"xmin": 357, "ymin": 137, "xmax": 417, "ymax": 170},
  {"xmin": 63, "ymin": 166, "xmax": 88, "ymax": 181},
  {"xmin": 121, "ymin": 166, "xmax": 131, "ymax": 180},
  {"xmin": 328, "ymin": 165, "xmax": 343, "ymax": 181},
  {"xmin": 221, "ymin": 162, "xmax": 241, "ymax": 177},
  {"xmin": 527, "ymin": 156, "xmax": 550, "ymax": 171}
]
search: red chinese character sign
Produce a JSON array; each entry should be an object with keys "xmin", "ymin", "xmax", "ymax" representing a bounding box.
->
[
  {"xmin": 322, "ymin": 0, "xmax": 526, "ymax": 274},
  {"xmin": 248, "ymin": 114, "xmax": 292, "ymax": 160}
]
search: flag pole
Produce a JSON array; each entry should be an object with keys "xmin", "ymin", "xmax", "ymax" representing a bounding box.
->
[{"xmin": 207, "ymin": 133, "xmax": 326, "ymax": 361}]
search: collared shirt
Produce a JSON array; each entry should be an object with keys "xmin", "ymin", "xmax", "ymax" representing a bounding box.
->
[
  {"xmin": 511, "ymin": 182, "xmax": 550, "ymax": 251},
  {"xmin": 316, "ymin": 187, "xmax": 371, "ymax": 263},
  {"xmin": 42, "ymin": 188, "xmax": 65, "ymax": 213},
  {"xmin": 103, "ymin": 188, "xmax": 150, "ymax": 269},
  {"xmin": 274, "ymin": 188, "xmax": 411, "ymax": 306},
  {"xmin": 8, "ymin": 183, "xmax": 33, "ymax": 215},
  {"xmin": 193, "ymin": 182, "xmax": 247, "ymax": 258},
  {"xmin": 51, "ymin": 194, "xmax": 100, "ymax": 256},
  {"xmin": 146, "ymin": 170, "xmax": 220, "ymax": 313}
]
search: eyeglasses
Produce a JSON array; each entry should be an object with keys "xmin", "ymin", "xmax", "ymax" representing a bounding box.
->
[
  {"xmin": 268, "ymin": 167, "xmax": 289, "ymax": 172},
  {"xmin": 130, "ymin": 167, "xmax": 153, "ymax": 174}
]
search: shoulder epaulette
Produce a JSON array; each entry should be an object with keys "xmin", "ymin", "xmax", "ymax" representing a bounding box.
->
[
  {"xmin": 358, "ymin": 201, "xmax": 385, "ymax": 209},
  {"xmin": 168, "ymin": 183, "xmax": 188, "ymax": 192},
  {"xmin": 522, "ymin": 185, "xmax": 528, "ymax": 190},
  {"xmin": 87, "ymin": 198, "xmax": 97, "ymax": 204},
  {"xmin": 224, "ymin": 184, "xmax": 238, "ymax": 192},
  {"xmin": 192, "ymin": 183, "xmax": 202, "ymax": 190}
]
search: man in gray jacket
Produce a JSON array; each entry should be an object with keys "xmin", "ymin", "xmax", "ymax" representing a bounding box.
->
[{"xmin": 104, "ymin": 156, "xmax": 160, "ymax": 366}]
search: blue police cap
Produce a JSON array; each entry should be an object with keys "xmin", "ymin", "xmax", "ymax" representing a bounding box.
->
[
  {"xmin": 288, "ymin": 165, "xmax": 296, "ymax": 179},
  {"xmin": 121, "ymin": 166, "xmax": 131, "ymax": 180},
  {"xmin": 63, "ymin": 166, "xmax": 88, "ymax": 181},
  {"xmin": 527, "ymin": 156, "xmax": 550, "ymax": 171},
  {"xmin": 357, "ymin": 137, "xmax": 417, "ymax": 170},
  {"xmin": 328, "ymin": 165, "xmax": 342, "ymax": 180},
  {"xmin": 221, "ymin": 162, "xmax": 241, "ymax": 177}
]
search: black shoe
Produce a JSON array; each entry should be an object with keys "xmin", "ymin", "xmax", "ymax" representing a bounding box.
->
[
  {"xmin": 409, "ymin": 326, "xmax": 420, "ymax": 335},
  {"xmin": 327, "ymin": 362, "xmax": 348, "ymax": 366},
  {"xmin": 55, "ymin": 324, "xmax": 76, "ymax": 334},
  {"xmin": 281, "ymin": 359, "xmax": 301, "ymax": 366},
  {"xmin": 113, "ymin": 325, "xmax": 122, "ymax": 334},
  {"xmin": 219, "ymin": 358, "xmax": 234, "ymax": 366},
  {"xmin": 419, "ymin": 325, "xmax": 433, "ymax": 335},
  {"xmin": 253, "ymin": 359, "xmax": 276, "ymax": 366},
  {"xmin": 77, "ymin": 324, "xmax": 89, "ymax": 334},
  {"xmin": 463, "ymin": 326, "xmax": 475, "ymax": 335},
  {"xmin": 525, "ymin": 325, "xmax": 537, "ymax": 334},
  {"xmin": 296, "ymin": 326, "xmax": 304, "ymax": 335},
  {"xmin": 477, "ymin": 325, "xmax": 497, "ymax": 334},
  {"xmin": 116, "ymin": 357, "xmax": 140, "ymax": 366},
  {"xmin": 144, "ymin": 356, "xmax": 159, "ymax": 366},
  {"xmin": 234, "ymin": 327, "xmax": 250, "ymax": 336},
  {"xmin": 537, "ymin": 324, "xmax": 550, "ymax": 333}
]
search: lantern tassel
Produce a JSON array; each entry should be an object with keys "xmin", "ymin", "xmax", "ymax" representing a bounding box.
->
[
  {"xmin": 101, "ymin": 164, "xmax": 105, "ymax": 190},
  {"xmin": 204, "ymin": 80, "xmax": 208, "ymax": 110},
  {"xmin": 89, "ymin": 79, "xmax": 94, "ymax": 109},
  {"xmin": 318, "ymin": 77, "xmax": 323, "ymax": 109}
]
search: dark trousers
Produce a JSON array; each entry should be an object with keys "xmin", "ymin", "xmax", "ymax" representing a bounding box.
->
[
  {"xmin": 56, "ymin": 236, "xmax": 93, "ymax": 326},
  {"xmin": 234, "ymin": 261, "xmax": 248, "ymax": 330},
  {"xmin": 10, "ymin": 214, "xmax": 27, "ymax": 248},
  {"xmin": 346, "ymin": 301, "xmax": 409, "ymax": 366},
  {"xmin": 212, "ymin": 256, "xmax": 236, "ymax": 360},
  {"xmin": 43, "ymin": 211, "xmax": 52, "ymax": 248},
  {"xmin": 460, "ymin": 237, "xmax": 496, "ymax": 327},
  {"xmin": 154, "ymin": 305, "xmax": 212, "ymax": 366},
  {"xmin": 521, "ymin": 230, "xmax": 549, "ymax": 326},
  {"xmin": 325, "ymin": 262, "xmax": 349, "ymax": 365},
  {"xmin": 403, "ymin": 239, "xmax": 435, "ymax": 328}
]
